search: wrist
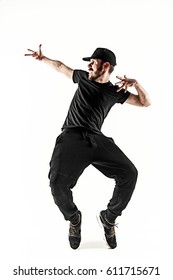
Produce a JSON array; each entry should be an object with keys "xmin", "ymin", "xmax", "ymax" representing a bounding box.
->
[
  {"xmin": 134, "ymin": 81, "xmax": 139, "ymax": 87},
  {"xmin": 41, "ymin": 55, "xmax": 46, "ymax": 60},
  {"xmin": 41, "ymin": 56, "xmax": 48, "ymax": 62}
]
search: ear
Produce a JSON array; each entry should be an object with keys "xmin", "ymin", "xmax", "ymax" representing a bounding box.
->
[{"xmin": 102, "ymin": 62, "xmax": 110, "ymax": 71}]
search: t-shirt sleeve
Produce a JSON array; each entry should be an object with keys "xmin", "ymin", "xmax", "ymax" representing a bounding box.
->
[
  {"xmin": 72, "ymin": 70, "xmax": 88, "ymax": 83},
  {"xmin": 115, "ymin": 86, "xmax": 131, "ymax": 104}
]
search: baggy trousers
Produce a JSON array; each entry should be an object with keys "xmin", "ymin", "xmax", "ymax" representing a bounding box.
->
[{"xmin": 48, "ymin": 128, "xmax": 138, "ymax": 222}]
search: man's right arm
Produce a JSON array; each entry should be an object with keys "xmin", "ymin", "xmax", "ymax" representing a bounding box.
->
[
  {"xmin": 25, "ymin": 44, "xmax": 74, "ymax": 79},
  {"xmin": 42, "ymin": 57, "xmax": 74, "ymax": 79}
]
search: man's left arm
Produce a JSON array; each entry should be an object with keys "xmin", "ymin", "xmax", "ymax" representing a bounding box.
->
[
  {"xmin": 116, "ymin": 75, "xmax": 151, "ymax": 107},
  {"xmin": 126, "ymin": 82, "xmax": 151, "ymax": 107}
]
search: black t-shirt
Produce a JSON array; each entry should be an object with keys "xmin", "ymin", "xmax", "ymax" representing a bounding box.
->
[{"xmin": 62, "ymin": 70, "xmax": 130, "ymax": 133}]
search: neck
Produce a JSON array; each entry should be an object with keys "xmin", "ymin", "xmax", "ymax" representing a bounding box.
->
[{"xmin": 95, "ymin": 72, "xmax": 110, "ymax": 83}]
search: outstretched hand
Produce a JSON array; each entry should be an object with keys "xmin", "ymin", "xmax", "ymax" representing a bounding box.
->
[
  {"xmin": 24, "ymin": 44, "xmax": 44, "ymax": 60},
  {"xmin": 115, "ymin": 75, "xmax": 137, "ymax": 92}
]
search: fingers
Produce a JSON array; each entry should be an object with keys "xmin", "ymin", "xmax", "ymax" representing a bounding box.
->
[
  {"xmin": 116, "ymin": 75, "xmax": 128, "ymax": 81},
  {"xmin": 115, "ymin": 76, "xmax": 126, "ymax": 91},
  {"xmin": 116, "ymin": 75, "xmax": 124, "ymax": 81},
  {"xmin": 115, "ymin": 81, "xmax": 124, "ymax": 85},
  {"xmin": 115, "ymin": 75, "xmax": 137, "ymax": 91},
  {"xmin": 116, "ymin": 80, "xmax": 129, "ymax": 92},
  {"xmin": 115, "ymin": 75, "xmax": 127, "ymax": 91},
  {"xmin": 24, "ymin": 48, "xmax": 37, "ymax": 57},
  {"xmin": 24, "ymin": 53, "xmax": 37, "ymax": 57},
  {"xmin": 24, "ymin": 53, "xmax": 33, "ymax": 56},
  {"xmin": 24, "ymin": 44, "xmax": 43, "ymax": 59},
  {"xmin": 116, "ymin": 83, "xmax": 126, "ymax": 92},
  {"xmin": 27, "ymin": 48, "xmax": 36, "ymax": 53},
  {"xmin": 116, "ymin": 86, "xmax": 123, "ymax": 92},
  {"xmin": 24, "ymin": 51, "xmax": 38, "ymax": 57},
  {"xmin": 24, "ymin": 48, "xmax": 35, "ymax": 56},
  {"xmin": 124, "ymin": 82, "xmax": 128, "ymax": 92},
  {"xmin": 39, "ymin": 44, "xmax": 42, "ymax": 56}
]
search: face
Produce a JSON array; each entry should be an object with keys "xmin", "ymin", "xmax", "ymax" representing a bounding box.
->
[{"xmin": 87, "ymin": 59, "xmax": 104, "ymax": 81}]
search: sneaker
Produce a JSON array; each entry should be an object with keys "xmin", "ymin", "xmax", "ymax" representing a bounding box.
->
[
  {"xmin": 98, "ymin": 210, "xmax": 117, "ymax": 249},
  {"xmin": 68, "ymin": 211, "xmax": 81, "ymax": 249}
]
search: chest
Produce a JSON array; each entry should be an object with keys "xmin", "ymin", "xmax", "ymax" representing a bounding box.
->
[{"xmin": 76, "ymin": 78, "xmax": 117, "ymax": 111}]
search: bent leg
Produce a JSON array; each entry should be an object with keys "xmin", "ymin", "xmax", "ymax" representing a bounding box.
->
[
  {"xmin": 106, "ymin": 160, "xmax": 138, "ymax": 221},
  {"xmin": 49, "ymin": 130, "xmax": 93, "ymax": 222},
  {"xmin": 50, "ymin": 174, "xmax": 79, "ymax": 222},
  {"xmin": 92, "ymin": 135, "xmax": 138, "ymax": 221}
]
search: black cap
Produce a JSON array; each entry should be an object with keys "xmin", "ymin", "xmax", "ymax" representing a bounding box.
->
[{"xmin": 83, "ymin": 48, "xmax": 116, "ymax": 66}]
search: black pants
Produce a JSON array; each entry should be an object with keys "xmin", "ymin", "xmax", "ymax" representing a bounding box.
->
[{"xmin": 49, "ymin": 129, "xmax": 138, "ymax": 222}]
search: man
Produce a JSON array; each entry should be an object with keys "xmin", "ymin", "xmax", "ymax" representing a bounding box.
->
[{"xmin": 25, "ymin": 45, "xmax": 151, "ymax": 250}]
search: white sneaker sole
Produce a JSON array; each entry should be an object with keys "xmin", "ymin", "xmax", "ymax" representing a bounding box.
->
[{"xmin": 96, "ymin": 213, "xmax": 110, "ymax": 248}]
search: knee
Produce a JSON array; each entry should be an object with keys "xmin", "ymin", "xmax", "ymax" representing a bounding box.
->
[
  {"xmin": 128, "ymin": 164, "xmax": 138, "ymax": 183},
  {"xmin": 49, "ymin": 173, "xmax": 76, "ymax": 206},
  {"xmin": 50, "ymin": 183, "xmax": 67, "ymax": 207},
  {"xmin": 49, "ymin": 170, "xmax": 67, "ymax": 196},
  {"xmin": 50, "ymin": 183, "xmax": 62, "ymax": 196}
]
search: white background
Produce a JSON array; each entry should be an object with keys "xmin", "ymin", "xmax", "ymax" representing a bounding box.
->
[{"xmin": 0, "ymin": 0, "xmax": 172, "ymax": 279}]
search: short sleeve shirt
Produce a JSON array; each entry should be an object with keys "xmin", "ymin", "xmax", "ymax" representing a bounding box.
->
[{"xmin": 62, "ymin": 70, "xmax": 130, "ymax": 133}]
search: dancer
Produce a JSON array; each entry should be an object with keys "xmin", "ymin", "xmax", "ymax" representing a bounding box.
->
[{"xmin": 25, "ymin": 45, "xmax": 151, "ymax": 249}]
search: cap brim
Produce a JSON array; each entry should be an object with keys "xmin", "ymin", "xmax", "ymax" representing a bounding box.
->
[{"xmin": 82, "ymin": 57, "xmax": 92, "ymax": 61}]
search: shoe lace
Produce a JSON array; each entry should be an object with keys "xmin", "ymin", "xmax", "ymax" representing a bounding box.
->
[
  {"xmin": 107, "ymin": 223, "xmax": 118, "ymax": 237},
  {"xmin": 115, "ymin": 222, "xmax": 118, "ymax": 228},
  {"xmin": 69, "ymin": 224, "xmax": 78, "ymax": 235},
  {"xmin": 69, "ymin": 219, "xmax": 80, "ymax": 236}
]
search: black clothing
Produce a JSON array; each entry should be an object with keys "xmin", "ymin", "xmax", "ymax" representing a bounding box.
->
[
  {"xmin": 49, "ymin": 129, "xmax": 138, "ymax": 222},
  {"xmin": 62, "ymin": 70, "xmax": 130, "ymax": 133},
  {"xmin": 49, "ymin": 69, "xmax": 137, "ymax": 223}
]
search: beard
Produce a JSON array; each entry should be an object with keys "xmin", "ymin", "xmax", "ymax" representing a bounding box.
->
[
  {"xmin": 88, "ymin": 61, "xmax": 105, "ymax": 81},
  {"xmin": 88, "ymin": 73, "xmax": 98, "ymax": 81},
  {"xmin": 88, "ymin": 68, "xmax": 104, "ymax": 81}
]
